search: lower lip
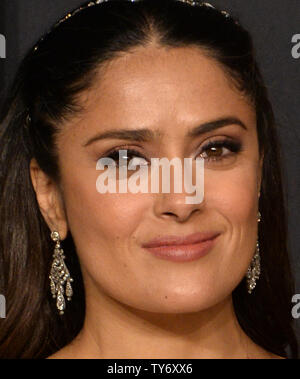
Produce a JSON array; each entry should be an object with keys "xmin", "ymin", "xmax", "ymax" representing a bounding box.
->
[{"xmin": 143, "ymin": 236, "xmax": 219, "ymax": 263}]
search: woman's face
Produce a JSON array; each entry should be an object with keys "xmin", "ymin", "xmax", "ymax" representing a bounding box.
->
[{"xmin": 45, "ymin": 46, "xmax": 263, "ymax": 313}]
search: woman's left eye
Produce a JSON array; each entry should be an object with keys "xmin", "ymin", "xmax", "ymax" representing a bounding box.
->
[{"xmin": 198, "ymin": 139, "xmax": 242, "ymax": 162}]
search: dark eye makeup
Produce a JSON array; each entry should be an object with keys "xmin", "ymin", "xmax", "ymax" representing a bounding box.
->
[
  {"xmin": 199, "ymin": 138, "xmax": 242, "ymax": 161},
  {"xmin": 99, "ymin": 137, "xmax": 243, "ymax": 167}
]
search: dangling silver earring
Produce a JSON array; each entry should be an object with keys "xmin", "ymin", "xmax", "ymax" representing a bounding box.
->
[
  {"xmin": 49, "ymin": 231, "xmax": 74, "ymax": 315},
  {"xmin": 246, "ymin": 211, "xmax": 261, "ymax": 294}
]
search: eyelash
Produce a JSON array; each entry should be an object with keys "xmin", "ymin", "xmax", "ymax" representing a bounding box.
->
[
  {"xmin": 102, "ymin": 138, "xmax": 242, "ymax": 166},
  {"xmin": 198, "ymin": 139, "xmax": 242, "ymax": 162},
  {"xmin": 103, "ymin": 148, "xmax": 147, "ymax": 166}
]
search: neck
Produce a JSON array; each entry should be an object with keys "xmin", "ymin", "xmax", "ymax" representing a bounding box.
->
[{"xmin": 65, "ymin": 282, "xmax": 265, "ymax": 359}]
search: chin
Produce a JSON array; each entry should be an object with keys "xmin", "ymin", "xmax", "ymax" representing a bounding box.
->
[{"xmin": 125, "ymin": 289, "xmax": 227, "ymax": 314}]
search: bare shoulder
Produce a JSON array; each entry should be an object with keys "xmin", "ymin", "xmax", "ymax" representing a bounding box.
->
[
  {"xmin": 246, "ymin": 339, "xmax": 286, "ymax": 359},
  {"xmin": 254, "ymin": 347, "xmax": 286, "ymax": 359},
  {"xmin": 46, "ymin": 343, "xmax": 79, "ymax": 359},
  {"xmin": 47, "ymin": 348, "xmax": 73, "ymax": 359},
  {"xmin": 46, "ymin": 339, "xmax": 102, "ymax": 359},
  {"xmin": 268, "ymin": 353, "xmax": 286, "ymax": 359}
]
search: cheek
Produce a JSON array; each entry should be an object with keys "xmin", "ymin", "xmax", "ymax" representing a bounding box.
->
[
  {"xmin": 60, "ymin": 168, "xmax": 149, "ymax": 253},
  {"xmin": 205, "ymin": 163, "xmax": 259, "ymax": 225},
  {"xmin": 202, "ymin": 161, "xmax": 260, "ymax": 296}
]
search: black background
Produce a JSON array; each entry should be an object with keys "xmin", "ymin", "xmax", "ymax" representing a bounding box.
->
[{"xmin": 0, "ymin": 0, "xmax": 300, "ymax": 344}]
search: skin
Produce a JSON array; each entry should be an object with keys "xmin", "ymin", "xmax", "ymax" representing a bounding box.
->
[{"xmin": 30, "ymin": 44, "xmax": 281, "ymax": 358}]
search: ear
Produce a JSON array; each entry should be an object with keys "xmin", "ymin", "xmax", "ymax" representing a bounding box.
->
[{"xmin": 30, "ymin": 158, "xmax": 68, "ymax": 240}]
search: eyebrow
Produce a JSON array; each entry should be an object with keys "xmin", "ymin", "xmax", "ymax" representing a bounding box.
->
[
  {"xmin": 83, "ymin": 117, "xmax": 247, "ymax": 147},
  {"xmin": 187, "ymin": 117, "xmax": 247, "ymax": 138}
]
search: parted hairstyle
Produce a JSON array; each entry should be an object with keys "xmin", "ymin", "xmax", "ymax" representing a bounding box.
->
[{"xmin": 0, "ymin": 0, "xmax": 298, "ymax": 358}]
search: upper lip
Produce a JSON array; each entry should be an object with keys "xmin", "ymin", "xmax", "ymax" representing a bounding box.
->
[{"xmin": 142, "ymin": 231, "xmax": 220, "ymax": 248}]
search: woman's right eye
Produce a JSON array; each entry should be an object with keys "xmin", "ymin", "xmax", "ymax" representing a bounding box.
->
[{"xmin": 105, "ymin": 149, "xmax": 149, "ymax": 167}]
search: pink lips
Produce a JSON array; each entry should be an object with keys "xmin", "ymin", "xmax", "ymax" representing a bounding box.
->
[{"xmin": 142, "ymin": 231, "xmax": 220, "ymax": 262}]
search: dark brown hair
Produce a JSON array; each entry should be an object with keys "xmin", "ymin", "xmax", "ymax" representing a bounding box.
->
[{"xmin": 0, "ymin": 0, "xmax": 298, "ymax": 358}]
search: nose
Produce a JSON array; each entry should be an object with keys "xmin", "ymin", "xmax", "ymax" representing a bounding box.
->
[
  {"xmin": 151, "ymin": 156, "xmax": 205, "ymax": 222},
  {"xmin": 153, "ymin": 190, "xmax": 205, "ymax": 223}
]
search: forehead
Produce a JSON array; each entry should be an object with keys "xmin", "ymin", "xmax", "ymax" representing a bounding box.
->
[{"xmin": 61, "ymin": 45, "xmax": 255, "ymax": 138}]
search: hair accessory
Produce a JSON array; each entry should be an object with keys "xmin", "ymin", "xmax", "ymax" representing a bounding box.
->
[
  {"xmin": 32, "ymin": 0, "xmax": 231, "ymax": 53},
  {"xmin": 28, "ymin": 0, "xmax": 233, "ymax": 124},
  {"xmin": 49, "ymin": 231, "xmax": 74, "ymax": 315},
  {"xmin": 221, "ymin": 10, "xmax": 230, "ymax": 18},
  {"xmin": 179, "ymin": 1, "xmax": 215, "ymax": 7}
]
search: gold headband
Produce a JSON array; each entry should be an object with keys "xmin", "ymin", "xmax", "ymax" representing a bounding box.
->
[
  {"xmin": 32, "ymin": 0, "xmax": 231, "ymax": 53},
  {"xmin": 26, "ymin": 0, "xmax": 232, "ymax": 127}
]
